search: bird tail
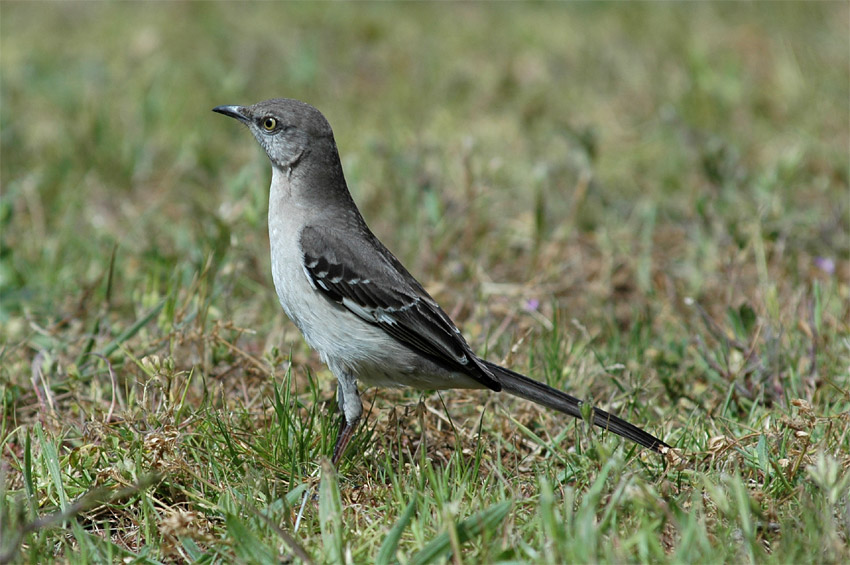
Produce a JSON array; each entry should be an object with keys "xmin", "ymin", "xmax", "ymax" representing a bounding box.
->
[{"xmin": 481, "ymin": 360, "xmax": 669, "ymax": 453}]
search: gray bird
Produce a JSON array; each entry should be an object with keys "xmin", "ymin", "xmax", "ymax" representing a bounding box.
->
[{"xmin": 213, "ymin": 98, "xmax": 669, "ymax": 464}]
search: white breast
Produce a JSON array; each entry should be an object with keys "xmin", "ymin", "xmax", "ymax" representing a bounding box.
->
[
  {"xmin": 266, "ymin": 168, "xmax": 412, "ymax": 379},
  {"xmin": 265, "ymin": 168, "xmax": 483, "ymax": 391}
]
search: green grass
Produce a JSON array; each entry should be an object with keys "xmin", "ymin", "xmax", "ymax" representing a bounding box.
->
[{"xmin": 2, "ymin": 2, "xmax": 849, "ymax": 563}]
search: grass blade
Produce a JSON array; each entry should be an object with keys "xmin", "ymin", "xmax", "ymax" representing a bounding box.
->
[
  {"xmin": 319, "ymin": 459, "xmax": 344, "ymax": 564},
  {"xmin": 35, "ymin": 423, "xmax": 67, "ymax": 511},
  {"xmin": 99, "ymin": 300, "xmax": 165, "ymax": 358},
  {"xmin": 225, "ymin": 512, "xmax": 277, "ymax": 565},
  {"xmin": 376, "ymin": 494, "xmax": 418, "ymax": 565},
  {"xmin": 409, "ymin": 500, "xmax": 512, "ymax": 565}
]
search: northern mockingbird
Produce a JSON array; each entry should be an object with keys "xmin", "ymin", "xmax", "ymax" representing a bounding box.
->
[{"xmin": 213, "ymin": 98, "xmax": 669, "ymax": 464}]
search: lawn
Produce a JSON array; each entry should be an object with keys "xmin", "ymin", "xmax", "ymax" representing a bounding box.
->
[{"xmin": 1, "ymin": 2, "xmax": 848, "ymax": 563}]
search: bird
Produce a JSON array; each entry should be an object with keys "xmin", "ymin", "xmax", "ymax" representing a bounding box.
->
[{"xmin": 213, "ymin": 98, "xmax": 669, "ymax": 465}]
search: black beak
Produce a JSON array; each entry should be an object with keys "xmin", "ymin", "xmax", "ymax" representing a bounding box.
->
[{"xmin": 212, "ymin": 105, "xmax": 250, "ymax": 123}]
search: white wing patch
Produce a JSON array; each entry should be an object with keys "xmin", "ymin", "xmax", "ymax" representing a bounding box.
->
[
  {"xmin": 303, "ymin": 264, "xmax": 318, "ymax": 290},
  {"xmin": 340, "ymin": 295, "xmax": 423, "ymax": 327},
  {"xmin": 342, "ymin": 297, "xmax": 398, "ymax": 325}
]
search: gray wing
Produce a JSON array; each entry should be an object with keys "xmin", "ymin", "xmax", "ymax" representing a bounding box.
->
[{"xmin": 299, "ymin": 225, "xmax": 501, "ymax": 391}]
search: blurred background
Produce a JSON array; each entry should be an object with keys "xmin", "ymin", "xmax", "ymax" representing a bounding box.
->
[
  {"xmin": 3, "ymin": 0, "xmax": 849, "ymax": 420},
  {"xmin": 2, "ymin": 0, "xmax": 848, "ymax": 410},
  {"xmin": 3, "ymin": 2, "xmax": 846, "ymax": 328}
]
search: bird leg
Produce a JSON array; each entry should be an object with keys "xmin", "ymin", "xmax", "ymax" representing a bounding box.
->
[
  {"xmin": 331, "ymin": 413, "xmax": 360, "ymax": 466},
  {"xmin": 331, "ymin": 370, "xmax": 362, "ymax": 465}
]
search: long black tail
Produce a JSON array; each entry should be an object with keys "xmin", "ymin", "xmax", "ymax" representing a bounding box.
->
[{"xmin": 482, "ymin": 360, "xmax": 669, "ymax": 453}]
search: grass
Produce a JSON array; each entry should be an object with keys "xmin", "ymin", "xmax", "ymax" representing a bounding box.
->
[{"xmin": 1, "ymin": 2, "xmax": 849, "ymax": 563}]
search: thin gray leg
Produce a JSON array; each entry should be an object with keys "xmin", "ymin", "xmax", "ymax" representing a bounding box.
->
[{"xmin": 330, "ymin": 364, "xmax": 362, "ymax": 465}]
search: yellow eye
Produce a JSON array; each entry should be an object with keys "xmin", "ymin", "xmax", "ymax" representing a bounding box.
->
[{"xmin": 262, "ymin": 117, "xmax": 277, "ymax": 131}]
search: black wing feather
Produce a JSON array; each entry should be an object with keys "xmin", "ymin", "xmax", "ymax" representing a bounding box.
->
[{"xmin": 300, "ymin": 225, "xmax": 500, "ymax": 391}]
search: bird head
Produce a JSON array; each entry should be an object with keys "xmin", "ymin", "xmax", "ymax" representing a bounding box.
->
[{"xmin": 213, "ymin": 98, "xmax": 336, "ymax": 173}]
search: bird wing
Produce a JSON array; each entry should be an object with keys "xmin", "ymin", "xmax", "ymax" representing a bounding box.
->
[{"xmin": 299, "ymin": 224, "xmax": 501, "ymax": 391}]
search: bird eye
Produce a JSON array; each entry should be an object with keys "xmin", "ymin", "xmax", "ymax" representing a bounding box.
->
[{"xmin": 262, "ymin": 117, "xmax": 277, "ymax": 131}]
